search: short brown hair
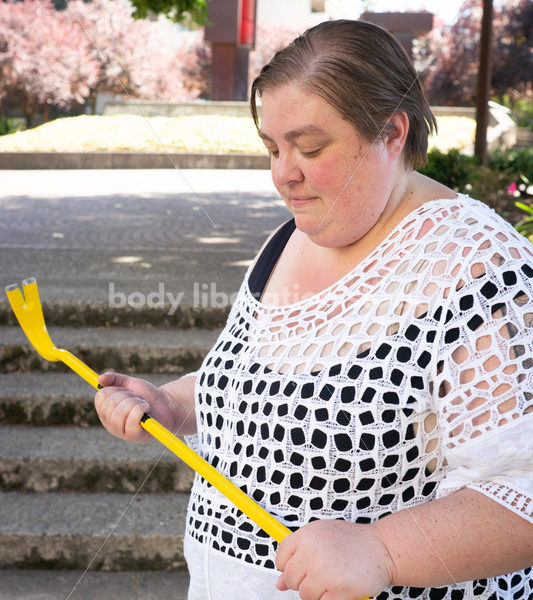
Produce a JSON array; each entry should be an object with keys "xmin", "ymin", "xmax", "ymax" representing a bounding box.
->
[{"xmin": 250, "ymin": 19, "xmax": 437, "ymax": 170}]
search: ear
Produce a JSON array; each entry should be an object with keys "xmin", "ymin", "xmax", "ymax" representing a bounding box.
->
[{"xmin": 384, "ymin": 111, "xmax": 409, "ymax": 160}]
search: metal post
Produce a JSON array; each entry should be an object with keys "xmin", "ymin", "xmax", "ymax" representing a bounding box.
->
[{"xmin": 474, "ymin": 0, "xmax": 493, "ymax": 166}]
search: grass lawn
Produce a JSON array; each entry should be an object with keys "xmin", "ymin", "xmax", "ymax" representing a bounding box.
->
[{"xmin": 0, "ymin": 113, "xmax": 476, "ymax": 154}]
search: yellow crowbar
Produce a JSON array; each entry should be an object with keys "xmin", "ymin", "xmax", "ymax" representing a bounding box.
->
[
  {"xmin": 5, "ymin": 278, "xmax": 291, "ymax": 543},
  {"xmin": 6, "ymin": 278, "xmax": 373, "ymax": 600}
]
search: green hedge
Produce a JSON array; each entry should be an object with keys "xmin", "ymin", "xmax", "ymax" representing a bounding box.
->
[{"xmin": 419, "ymin": 148, "xmax": 533, "ymax": 225}]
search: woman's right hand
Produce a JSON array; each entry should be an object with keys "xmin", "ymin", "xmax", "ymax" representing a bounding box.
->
[{"xmin": 95, "ymin": 372, "xmax": 177, "ymax": 443}]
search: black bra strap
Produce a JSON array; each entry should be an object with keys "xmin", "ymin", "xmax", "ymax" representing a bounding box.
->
[{"xmin": 248, "ymin": 219, "xmax": 296, "ymax": 299}]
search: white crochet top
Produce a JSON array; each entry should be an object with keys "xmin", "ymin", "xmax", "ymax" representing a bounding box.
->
[{"xmin": 184, "ymin": 195, "xmax": 533, "ymax": 600}]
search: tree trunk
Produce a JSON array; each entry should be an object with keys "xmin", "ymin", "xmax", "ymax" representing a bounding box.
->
[
  {"xmin": 24, "ymin": 108, "xmax": 33, "ymax": 129},
  {"xmin": 474, "ymin": 0, "xmax": 493, "ymax": 166}
]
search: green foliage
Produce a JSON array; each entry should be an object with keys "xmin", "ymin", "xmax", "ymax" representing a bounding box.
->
[
  {"xmin": 418, "ymin": 149, "xmax": 478, "ymax": 190},
  {"xmin": 515, "ymin": 199, "xmax": 533, "ymax": 240},
  {"xmin": 487, "ymin": 148, "xmax": 533, "ymax": 182},
  {"xmin": 499, "ymin": 94, "xmax": 533, "ymax": 131},
  {"xmin": 128, "ymin": 0, "xmax": 208, "ymax": 25},
  {"xmin": 467, "ymin": 164, "xmax": 517, "ymax": 221},
  {"xmin": 420, "ymin": 148, "xmax": 533, "ymax": 226},
  {"xmin": 0, "ymin": 115, "xmax": 25, "ymax": 136}
]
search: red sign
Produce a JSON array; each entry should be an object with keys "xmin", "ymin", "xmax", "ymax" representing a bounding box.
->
[{"xmin": 239, "ymin": 0, "xmax": 256, "ymax": 46}]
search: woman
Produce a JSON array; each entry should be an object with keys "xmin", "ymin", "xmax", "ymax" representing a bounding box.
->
[{"xmin": 96, "ymin": 20, "xmax": 533, "ymax": 600}]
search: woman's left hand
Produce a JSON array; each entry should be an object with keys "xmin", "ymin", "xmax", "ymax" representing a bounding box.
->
[{"xmin": 275, "ymin": 519, "xmax": 396, "ymax": 600}]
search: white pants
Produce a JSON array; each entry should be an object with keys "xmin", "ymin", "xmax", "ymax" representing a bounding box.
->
[{"xmin": 184, "ymin": 534, "xmax": 301, "ymax": 600}]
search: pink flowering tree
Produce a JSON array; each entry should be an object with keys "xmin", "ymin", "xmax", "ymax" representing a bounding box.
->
[
  {"xmin": 72, "ymin": 0, "xmax": 206, "ymax": 102},
  {"xmin": 175, "ymin": 31, "xmax": 211, "ymax": 99},
  {"xmin": 0, "ymin": 0, "xmax": 100, "ymax": 125},
  {"xmin": 69, "ymin": 0, "xmax": 210, "ymax": 103},
  {"xmin": 0, "ymin": 0, "xmax": 211, "ymax": 125}
]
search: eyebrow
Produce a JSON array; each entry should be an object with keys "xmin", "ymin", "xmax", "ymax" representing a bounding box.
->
[{"xmin": 258, "ymin": 125, "xmax": 328, "ymax": 143}]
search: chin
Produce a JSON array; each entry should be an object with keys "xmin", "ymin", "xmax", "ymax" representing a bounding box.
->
[
  {"xmin": 294, "ymin": 218, "xmax": 346, "ymax": 247},
  {"xmin": 293, "ymin": 213, "xmax": 321, "ymax": 235},
  {"xmin": 294, "ymin": 215, "xmax": 365, "ymax": 248}
]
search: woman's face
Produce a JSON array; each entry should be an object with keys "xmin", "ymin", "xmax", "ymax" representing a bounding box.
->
[{"xmin": 259, "ymin": 83, "xmax": 405, "ymax": 248}]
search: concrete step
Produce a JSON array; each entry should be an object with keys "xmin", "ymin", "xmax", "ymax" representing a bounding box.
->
[
  {"xmin": 0, "ymin": 298, "xmax": 229, "ymax": 329},
  {"xmin": 0, "ymin": 372, "xmax": 179, "ymax": 426},
  {"xmin": 0, "ymin": 491, "xmax": 188, "ymax": 570},
  {"xmin": 0, "ymin": 426, "xmax": 195, "ymax": 493},
  {"xmin": 0, "ymin": 325, "xmax": 220, "ymax": 374},
  {"xmin": 0, "ymin": 569, "xmax": 190, "ymax": 600}
]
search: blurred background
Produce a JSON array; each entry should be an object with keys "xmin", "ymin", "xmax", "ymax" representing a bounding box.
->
[
  {"xmin": 1, "ymin": 0, "xmax": 531, "ymax": 223},
  {"xmin": 0, "ymin": 0, "xmax": 530, "ymax": 130}
]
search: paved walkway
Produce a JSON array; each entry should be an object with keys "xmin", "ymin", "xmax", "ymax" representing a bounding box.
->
[{"xmin": 0, "ymin": 169, "xmax": 288, "ymax": 306}]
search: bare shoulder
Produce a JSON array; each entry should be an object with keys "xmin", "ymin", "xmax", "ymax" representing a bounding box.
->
[{"xmin": 414, "ymin": 172, "xmax": 457, "ymax": 202}]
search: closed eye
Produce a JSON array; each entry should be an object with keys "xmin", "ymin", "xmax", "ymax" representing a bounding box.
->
[{"xmin": 300, "ymin": 148, "xmax": 322, "ymax": 157}]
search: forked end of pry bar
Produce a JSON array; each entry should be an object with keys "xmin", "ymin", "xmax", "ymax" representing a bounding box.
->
[{"xmin": 5, "ymin": 277, "xmax": 37, "ymax": 292}]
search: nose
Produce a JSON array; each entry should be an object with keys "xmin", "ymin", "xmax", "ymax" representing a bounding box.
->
[{"xmin": 271, "ymin": 150, "xmax": 304, "ymax": 188}]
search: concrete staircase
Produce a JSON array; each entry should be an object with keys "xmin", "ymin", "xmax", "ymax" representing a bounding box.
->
[{"xmin": 0, "ymin": 303, "xmax": 225, "ymax": 599}]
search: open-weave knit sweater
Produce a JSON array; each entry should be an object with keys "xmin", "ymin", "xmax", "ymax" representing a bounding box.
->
[{"xmin": 184, "ymin": 195, "xmax": 533, "ymax": 600}]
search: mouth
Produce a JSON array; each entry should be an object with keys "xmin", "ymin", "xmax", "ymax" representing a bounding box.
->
[{"xmin": 288, "ymin": 196, "xmax": 317, "ymax": 208}]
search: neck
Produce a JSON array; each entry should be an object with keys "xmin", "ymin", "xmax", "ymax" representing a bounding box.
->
[{"xmin": 334, "ymin": 169, "xmax": 415, "ymax": 258}]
